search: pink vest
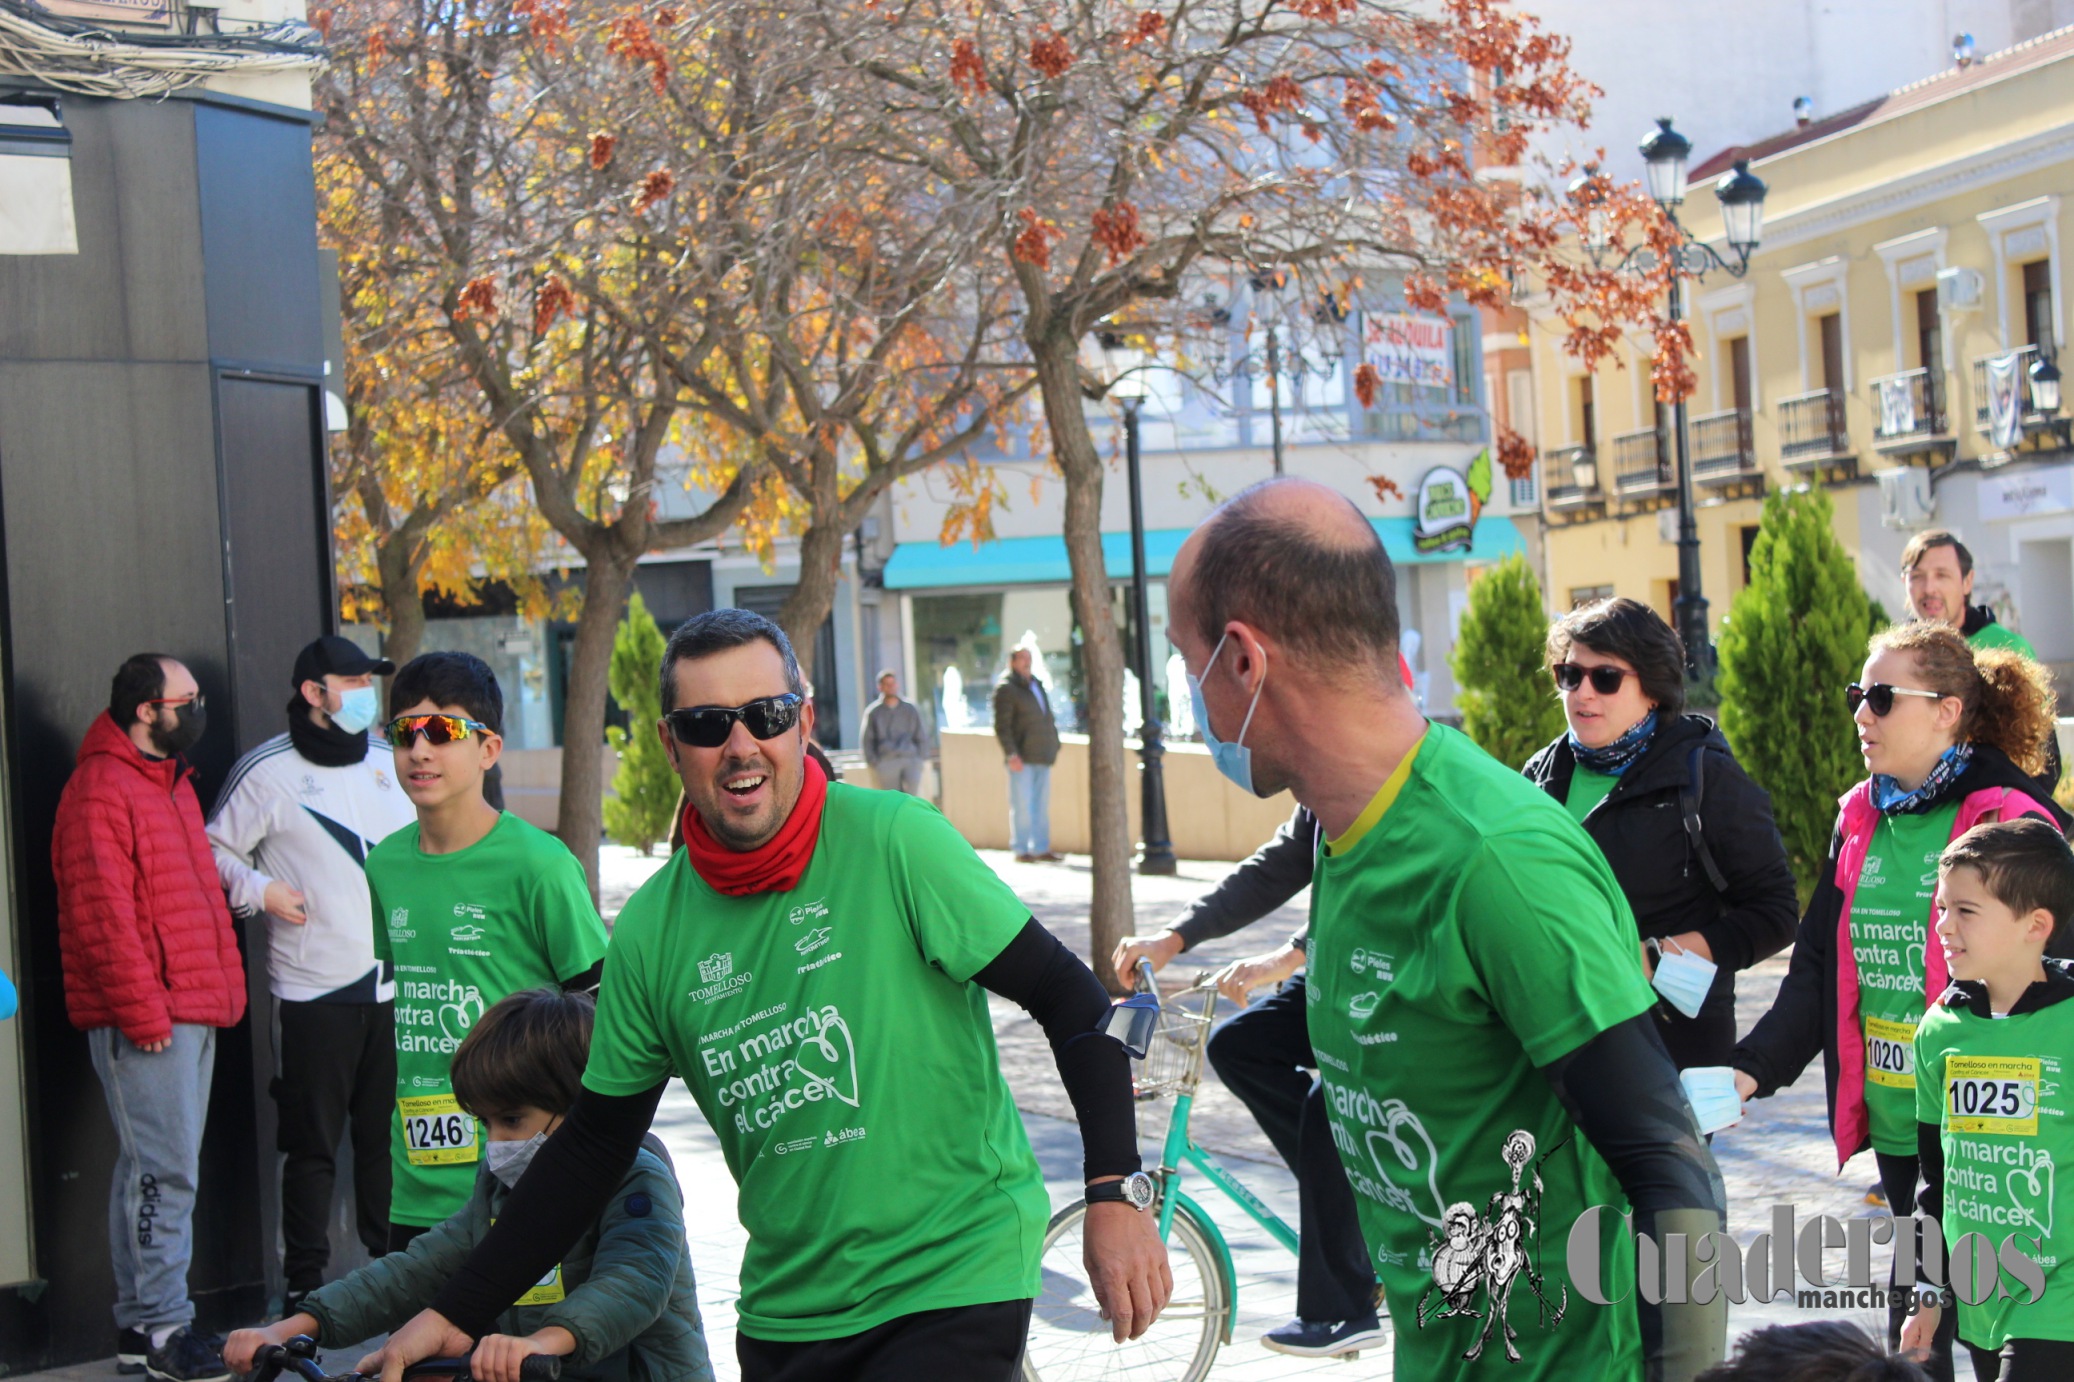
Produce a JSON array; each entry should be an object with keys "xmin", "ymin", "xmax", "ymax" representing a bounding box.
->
[{"xmin": 1828, "ymin": 780, "xmax": 2055, "ymax": 1166}]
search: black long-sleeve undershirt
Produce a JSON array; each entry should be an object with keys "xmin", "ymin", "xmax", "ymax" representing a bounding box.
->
[{"xmin": 430, "ymin": 916, "xmax": 1133, "ymax": 1338}]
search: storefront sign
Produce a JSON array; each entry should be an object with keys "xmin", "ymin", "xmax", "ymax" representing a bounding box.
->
[
  {"xmin": 1979, "ymin": 464, "xmax": 2074, "ymax": 522},
  {"xmin": 1412, "ymin": 453, "xmax": 1493, "ymax": 555},
  {"xmin": 29, "ymin": 0, "xmax": 173, "ymax": 25},
  {"xmin": 1365, "ymin": 314, "xmax": 1454, "ymax": 387}
]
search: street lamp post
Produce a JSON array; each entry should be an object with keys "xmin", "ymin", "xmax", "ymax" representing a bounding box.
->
[
  {"xmin": 1200, "ymin": 269, "xmax": 1346, "ymax": 478},
  {"xmin": 1579, "ymin": 119, "xmax": 1768, "ymax": 682},
  {"xmin": 1098, "ymin": 334, "xmax": 1177, "ymax": 875}
]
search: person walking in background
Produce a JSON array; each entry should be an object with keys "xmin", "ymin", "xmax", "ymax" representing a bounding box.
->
[
  {"xmin": 53, "ymin": 654, "xmax": 245, "ymax": 1382},
  {"xmin": 1732, "ymin": 621, "xmax": 2069, "ymax": 1381},
  {"xmin": 859, "ymin": 670, "xmax": 928, "ymax": 795},
  {"xmin": 207, "ymin": 635, "xmax": 415, "ymax": 1313},
  {"xmin": 367, "ymin": 652, "xmax": 608, "ymax": 1253},
  {"xmin": 993, "ymin": 646, "xmax": 1061, "ymax": 863},
  {"xmin": 1522, "ymin": 599, "xmax": 1799, "ymax": 1073}
]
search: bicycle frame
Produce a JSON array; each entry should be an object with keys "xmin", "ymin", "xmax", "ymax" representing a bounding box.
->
[{"xmin": 1149, "ymin": 1088, "xmax": 1296, "ymax": 1345}]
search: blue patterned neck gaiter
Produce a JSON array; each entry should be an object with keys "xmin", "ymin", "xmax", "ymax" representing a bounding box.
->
[
  {"xmin": 1569, "ymin": 710, "xmax": 1660, "ymax": 776},
  {"xmin": 1872, "ymin": 741, "xmax": 1973, "ymax": 814}
]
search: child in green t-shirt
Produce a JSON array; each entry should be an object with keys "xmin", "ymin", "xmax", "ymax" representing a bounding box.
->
[
  {"xmin": 226, "ymin": 988, "xmax": 711, "ymax": 1382},
  {"xmin": 1906, "ymin": 818, "xmax": 2074, "ymax": 1380},
  {"xmin": 367, "ymin": 654, "xmax": 608, "ymax": 1247}
]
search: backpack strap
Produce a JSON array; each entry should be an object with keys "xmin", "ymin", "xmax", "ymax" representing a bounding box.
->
[{"xmin": 1682, "ymin": 742, "xmax": 1730, "ymax": 896}]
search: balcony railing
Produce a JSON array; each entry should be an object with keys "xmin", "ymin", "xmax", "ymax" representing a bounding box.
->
[
  {"xmin": 1870, "ymin": 367, "xmax": 1946, "ymax": 449},
  {"xmin": 1544, "ymin": 443, "xmax": 1600, "ymax": 510},
  {"xmin": 1610, "ymin": 426, "xmax": 1672, "ymax": 497},
  {"xmin": 1972, "ymin": 344, "xmax": 2043, "ymax": 434},
  {"xmin": 1690, "ymin": 408, "xmax": 1757, "ymax": 483},
  {"xmin": 1778, "ymin": 389, "xmax": 1850, "ymax": 465}
]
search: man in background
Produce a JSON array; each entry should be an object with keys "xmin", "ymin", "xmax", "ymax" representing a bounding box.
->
[
  {"xmin": 860, "ymin": 669, "xmax": 929, "ymax": 795},
  {"xmin": 993, "ymin": 647, "xmax": 1060, "ymax": 863},
  {"xmin": 54, "ymin": 654, "xmax": 245, "ymax": 1382},
  {"xmin": 1902, "ymin": 528, "xmax": 2036, "ymax": 656},
  {"xmin": 209, "ymin": 635, "xmax": 414, "ymax": 1312}
]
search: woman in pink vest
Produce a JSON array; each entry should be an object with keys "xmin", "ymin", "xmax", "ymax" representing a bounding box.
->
[{"xmin": 1732, "ymin": 621, "xmax": 2066, "ymax": 1380}]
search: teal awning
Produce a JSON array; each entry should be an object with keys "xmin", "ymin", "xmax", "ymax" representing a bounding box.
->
[{"xmin": 883, "ymin": 516, "xmax": 1525, "ymax": 590}]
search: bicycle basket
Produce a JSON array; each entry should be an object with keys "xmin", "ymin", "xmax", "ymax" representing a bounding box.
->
[{"xmin": 1130, "ymin": 989, "xmax": 1215, "ymax": 1099}]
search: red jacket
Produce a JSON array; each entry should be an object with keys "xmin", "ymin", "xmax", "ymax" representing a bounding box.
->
[{"xmin": 52, "ymin": 712, "xmax": 245, "ymax": 1044}]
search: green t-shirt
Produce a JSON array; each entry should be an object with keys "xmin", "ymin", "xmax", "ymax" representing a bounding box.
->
[
  {"xmin": 1564, "ymin": 765, "xmax": 1619, "ymax": 824},
  {"xmin": 583, "ymin": 784, "xmax": 1047, "ymax": 1342},
  {"xmin": 1307, "ymin": 724, "xmax": 1659, "ymax": 1382},
  {"xmin": 367, "ymin": 813, "xmax": 608, "ymax": 1226},
  {"xmin": 1916, "ymin": 992, "xmax": 2074, "ymax": 1348},
  {"xmin": 1968, "ymin": 621, "xmax": 2038, "ymax": 660},
  {"xmin": 1850, "ymin": 805, "xmax": 1957, "ymax": 1155}
]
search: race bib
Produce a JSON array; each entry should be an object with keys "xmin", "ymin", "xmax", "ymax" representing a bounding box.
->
[
  {"xmin": 1946, "ymin": 1056, "xmax": 2040, "ymax": 1136},
  {"xmin": 516, "ymin": 1264, "xmax": 566, "ymax": 1306},
  {"xmin": 1864, "ymin": 1015, "xmax": 1916, "ymax": 1090},
  {"xmin": 398, "ymin": 1092, "xmax": 480, "ymax": 1166}
]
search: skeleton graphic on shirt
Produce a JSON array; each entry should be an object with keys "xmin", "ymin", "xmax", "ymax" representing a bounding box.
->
[{"xmin": 1416, "ymin": 1128, "xmax": 1569, "ymax": 1363}]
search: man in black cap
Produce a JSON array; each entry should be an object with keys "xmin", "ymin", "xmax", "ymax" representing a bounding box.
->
[{"xmin": 207, "ymin": 635, "xmax": 414, "ymax": 1310}]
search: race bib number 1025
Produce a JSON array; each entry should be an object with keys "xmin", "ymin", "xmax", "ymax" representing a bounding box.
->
[
  {"xmin": 398, "ymin": 1092, "xmax": 480, "ymax": 1165},
  {"xmin": 1946, "ymin": 1056, "xmax": 2040, "ymax": 1136}
]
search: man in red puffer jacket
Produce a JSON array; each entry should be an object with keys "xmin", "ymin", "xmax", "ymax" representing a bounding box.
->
[{"xmin": 53, "ymin": 653, "xmax": 245, "ymax": 1382}]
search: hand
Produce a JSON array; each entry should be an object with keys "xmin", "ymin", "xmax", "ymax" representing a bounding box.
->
[
  {"xmin": 356, "ymin": 1309, "xmax": 475, "ymax": 1382},
  {"xmin": 132, "ymin": 1034, "xmax": 172, "ymax": 1054},
  {"xmin": 1733, "ymin": 1070, "xmax": 1758, "ymax": 1104},
  {"xmin": 1899, "ymin": 1300, "xmax": 1940, "ymax": 1360},
  {"xmin": 468, "ymin": 1329, "xmax": 574, "ymax": 1382},
  {"xmin": 1111, "ymin": 932, "xmax": 1184, "ymax": 988},
  {"xmin": 1082, "ymin": 1196, "xmax": 1172, "ymax": 1342},
  {"xmin": 1007, "ymin": 754, "xmax": 1024, "ymax": 773},
  {"xmin": 1208, "ymin": 945, "xmax": 1304, "ymax": 1008},
  {"xmin": 263, "ymin": 881, "xmax": 308, "ymax": 925},
  {"xmin": 224, "ymin": 1316, "xmax": 317, "ymax": 1375}
]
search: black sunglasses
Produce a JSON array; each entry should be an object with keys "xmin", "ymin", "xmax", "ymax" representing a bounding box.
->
[
  {"xmin": 1846, "ymin": 682, "xmax": 1946, "ymax": 717},
  {"xmin": 1552, "ymin": 662, "xmax": 1633, "ymax": 695},
  {"xmin": 663, "ymin": 693, "xmax": 803, "ymax": 749}
]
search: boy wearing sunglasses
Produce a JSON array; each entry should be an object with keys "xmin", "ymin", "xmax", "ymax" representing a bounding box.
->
[{"xmin": 365, "ymin": 652, "xmax": 608, "ymax": 1253}]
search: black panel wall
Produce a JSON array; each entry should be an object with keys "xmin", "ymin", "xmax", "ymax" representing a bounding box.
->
[{"xmin": 0, "ymin": 87, "xmax": 332, "ymax": 1373}]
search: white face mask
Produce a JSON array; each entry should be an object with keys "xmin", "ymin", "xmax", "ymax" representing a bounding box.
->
[
  {"xmin": 1678, "ymin": 1065, "xmax": 1742, "ymax": 1135},
  {"xmin": 1651, "ymin": 938, "xmax": 1718, "ymax": 1020},
  {"xmin": 331, "ymin": 685, "xmax": 380, "ymax": 735},
  {"xmin": 486, "ymin": 1131, "xmax": 548, "ymax": 1189}
]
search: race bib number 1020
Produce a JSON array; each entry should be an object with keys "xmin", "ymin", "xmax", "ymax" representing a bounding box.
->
[
  {"xmin": 1865, "ymin": 1015, "xmax": 1916, "ymax": 1090},
  {"xmin": 1946, "ymin": 1056, "xmax": 2040, "ymax": 1136},
  {"xmin": 399, "ymin": 1092, "xmax": 480, "ymax": 1165}
]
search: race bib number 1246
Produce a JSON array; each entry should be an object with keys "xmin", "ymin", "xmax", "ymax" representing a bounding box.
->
[
  {"xmin": 1946, "ymin": 1056, "xmax": 2040, "ymax": 1136},
  {"xmin": 399, "ymin": 1092, "xmax": 480, "ymax": 1165}
]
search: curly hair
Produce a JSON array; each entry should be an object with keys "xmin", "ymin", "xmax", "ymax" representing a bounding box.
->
[
  {"xmin": 1545, "ymin": 597, "xmax": 1686, "ymax": 718},
  {"xmin": 1868, "ymin": 621, "xmax": 2057, "ymax": 775}
]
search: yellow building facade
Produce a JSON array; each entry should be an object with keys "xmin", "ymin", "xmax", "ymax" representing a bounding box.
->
[{"xmin": 1527, "ymin": 28, "xmax": 2074, "ymax": 681}]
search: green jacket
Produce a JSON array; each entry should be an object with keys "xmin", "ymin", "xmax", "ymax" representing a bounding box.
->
[
  {"xmin": 304, "ymin": 1144, "xmax": 711, "ymax": 1382},
  {"xmin": 991, "ymin": 672, "xmax": 1060, "ymax": 765}
]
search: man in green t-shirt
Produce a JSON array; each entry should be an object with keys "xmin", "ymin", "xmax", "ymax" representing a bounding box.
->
[
  {"xmin": 360, "ymin": 610, "xmax": 1167, "ymax": 1382},
  {"xmin": 1902, "ymin": 528, "xmax": 2037, "ymax": 658},
  {"xmin": 367, "ymin": 652, "xmax": 608, "ymax": 1249},
  {"xmin": 1164, "ymin": 477, "xmax": 1729, "ymax": 1382}
]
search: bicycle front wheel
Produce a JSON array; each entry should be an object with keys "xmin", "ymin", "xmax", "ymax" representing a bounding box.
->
[{"xmin": 1023, "ymin": 1197, "xmax": 1227, "ymax": 1382}]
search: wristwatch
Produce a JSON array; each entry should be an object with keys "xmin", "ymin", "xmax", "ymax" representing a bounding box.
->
[{"xmin": 1085, "ymin": 1172, "xmax": 1156, "ymax": 1211}]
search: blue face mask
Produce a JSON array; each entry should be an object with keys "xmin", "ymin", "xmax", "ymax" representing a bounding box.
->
[
  {"xmin": 331, "ymin": 685, "xmax": 380, "ymax": 735},
  {"xmin": 1187, "ymin": 632, "xmax": 1267, "ymax": 797}
]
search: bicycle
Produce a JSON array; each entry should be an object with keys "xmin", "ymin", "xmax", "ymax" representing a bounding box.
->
[
  {"xmin": 1022, "ymin": 962, "xmax": 1382, "ymax": 1380},
  {"xmin": 246, "ymin": 1335, "xmax": 562, "ymax": 1382}
]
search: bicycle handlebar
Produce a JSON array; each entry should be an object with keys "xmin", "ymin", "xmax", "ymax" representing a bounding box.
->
[{"xmin": 247, "ymin": 1340, "xmax": 561, "ymax": 1382}]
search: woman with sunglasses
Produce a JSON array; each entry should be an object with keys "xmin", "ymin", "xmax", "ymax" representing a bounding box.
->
[
  {"xmin": 1522, "ymin": 599, "xmax": 1799, "ymax": 1074},
  {"xmin": 1733, "ymin": 621, "xmax": 2067, "ymax": 1381}
]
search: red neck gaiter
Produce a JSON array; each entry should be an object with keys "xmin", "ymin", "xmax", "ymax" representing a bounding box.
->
[{"xmin": 680, "ymin": 755, "xmax": 828, "ymax": 896}]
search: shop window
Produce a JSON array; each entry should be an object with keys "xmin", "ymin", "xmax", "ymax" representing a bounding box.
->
[
  {"xmin": 2022, "ymin": 260, "xmax": 2055, "ymax": 350},
  {"xmin": 1569, "ymin": 583, "xmax": 1613, "ymax": 608}
]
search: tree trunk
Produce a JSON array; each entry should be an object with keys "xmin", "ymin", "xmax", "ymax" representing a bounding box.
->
[
  {"xmin": 777, "ymin": 512, "xmax": 848, "ymax": 690},
  {"xmin": 557, "ymin": 553, "xmax": 636, "ymax": 903},
  {"xmin": 381, "ymin": 577, "xmax": 429, "ymax": 668},
  {"xmin": 1034, "ymin": 343, "xmax": 1134, "ymax": 994}
]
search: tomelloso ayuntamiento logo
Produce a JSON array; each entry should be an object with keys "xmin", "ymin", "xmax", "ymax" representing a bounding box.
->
[{"xmin": 1565, "ymin": 1204, "xmax": 2047, "ymax": 1313}]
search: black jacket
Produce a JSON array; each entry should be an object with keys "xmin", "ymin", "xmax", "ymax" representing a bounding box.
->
[
  {"xmin": 1733, "ymin": 744, "xmax": 2071, "ymax": 1146},
  {"xmin": 1522, "ymin": 714, "xmax": 1799, "ymax": 1068},
  {"xmin": 1171, "ymin": 805, "xmax": 1318, "ymax": 952}
]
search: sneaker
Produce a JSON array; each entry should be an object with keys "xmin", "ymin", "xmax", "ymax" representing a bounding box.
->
[
  {"xmin": 1038, "ymin": 852, "xmax": 1065, "ymax": 862},
  {"xmin": 1013, "ymin": 853, "xmax": 1037, "ymax": 863},
  {"xmin": 1865, "ymin": 1182, "xmax": 1889, "ymax": 1209},
  {"xmin": 116, "ymin": 1328, "xmax": 150, "ymax": 1375},
  {"xmin": 1260, "ymin": 1315, "xmax": 1387, "ymax": 1358},
  {"xmin": 145, "ymin": 1327, "xmax": 231, "ymax": 1382}
]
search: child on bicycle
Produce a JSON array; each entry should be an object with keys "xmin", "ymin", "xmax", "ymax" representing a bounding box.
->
[{"xmin": 225, "ymin": 988, "xmax": 712, "ymax": 1382}]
